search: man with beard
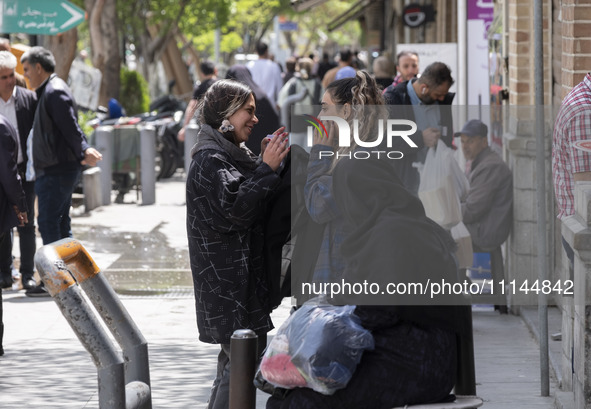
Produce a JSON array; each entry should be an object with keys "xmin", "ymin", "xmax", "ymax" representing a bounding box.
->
[{"xmin": 384, "ymin": 62, "xmax": 455, "ymax": 194}]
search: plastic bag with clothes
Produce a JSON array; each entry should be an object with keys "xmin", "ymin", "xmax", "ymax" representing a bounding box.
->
[
  {"xmin": 259, "ymin": 297, "xmax": 375, "ymax": 395},
  {"xmin": 418, "ymin": 140, "xmax": 469, "ymax": 229}
]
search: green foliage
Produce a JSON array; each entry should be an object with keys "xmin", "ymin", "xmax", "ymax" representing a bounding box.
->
[
  {"xmin": 118, "ymin": 0, "xmax": 233, "ymax": 45},
  {"xmin": 119, "ymin": 67, "xmax": 150, "ymax": 115},
  {"xmin": 184, "ymin": 0, "xmax": 361, "ymax": 60},
  {"xmin": 78, "ymin": 110, "xmax": 97, "ymax": 137},
  {"xmin": 186, "ymin": 0, "xmax": 289, "ymax": 55}
]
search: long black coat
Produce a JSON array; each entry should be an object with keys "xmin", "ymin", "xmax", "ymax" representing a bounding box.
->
[
  {"xmin": 186, "ymin": 124, "xmax": 281, "ymax": 344},
  {"xmin": 0, "ymin": 115, "xmax": 26, "ymax": 233}
]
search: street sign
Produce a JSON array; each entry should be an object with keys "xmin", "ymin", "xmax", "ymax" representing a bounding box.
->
[{"xmin": 0, "ymin": 0, "xmax": 85, "ymax": 35}]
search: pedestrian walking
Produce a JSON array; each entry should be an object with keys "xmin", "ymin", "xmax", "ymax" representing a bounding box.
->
[
  {"xmin": 177, "ymin": 60, "xmax": 218, "ymax": 142},
  {"xmin": 390, "ymin": 50, "xmax": 419, "ymax": 87},
  {"xmin": 20, "ymin": 46, "xmax": 102, "ymax": 296},
  {"xmin": 246, "ymin": 42, "xmax": 283, "ymax": 107},
  {"xmin": 384, "ymin": 61, "xmax": 455, "ymax": 194}
]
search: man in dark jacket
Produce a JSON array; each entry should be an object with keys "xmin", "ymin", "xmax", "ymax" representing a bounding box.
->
[
  {"xmin": 383, "ymin": 62, "xmax": 455, "ymax": 194},
  {"xmin": 0, "ymin": 51, "xmax": 37, "ymax": 290},
  {"xmin": 457, "ymin": 119, "xmax": 512, "ymax": 309},
  {"xmin": 21, "ymin": 46, "xmax": 102, "ymax": 296},
  {"xmin": 0, "ymin": 113, "xmax": 28, "ymax": 354}
]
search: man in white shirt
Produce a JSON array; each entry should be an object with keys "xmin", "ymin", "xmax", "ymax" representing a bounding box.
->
[
  {"xmin": 0, "ymin": 51, "xmax": 37, "ymax": 290},
  {"xmin": 246, "ymin": 42, "xmax": 283, "ymax": 107}
]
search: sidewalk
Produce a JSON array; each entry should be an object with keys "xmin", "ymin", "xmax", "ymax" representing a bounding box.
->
[{"xmin": 0, "ymin": 174, "xmax": 561, "ymax": 408}]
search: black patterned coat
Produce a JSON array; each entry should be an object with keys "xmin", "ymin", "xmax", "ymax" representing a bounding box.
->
[{"xmin": 186, "ymin": 124, "xmax": 281, "ymax": 344}]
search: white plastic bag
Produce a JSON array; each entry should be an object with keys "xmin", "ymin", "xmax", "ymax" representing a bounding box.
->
[
  {"xmin": 418, "ymin": 140, "xmax": 467, "ymax": 229},
  {"xmin": 451, "ymin": 221, "xmax": 473, "ymax": 269}
]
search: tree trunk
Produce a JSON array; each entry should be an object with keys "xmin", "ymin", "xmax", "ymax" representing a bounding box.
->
[
  {"xmin": 85, "ymin": 0, "xmax": 121, "ymax": 106},
  {"xmin": 41, "ymin": 30, "xmax": 78, "ymax": 82}
]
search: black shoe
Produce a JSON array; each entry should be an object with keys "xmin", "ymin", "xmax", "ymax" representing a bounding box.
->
[
  {"xmin": 0, "ymin": 346, "xmax": 4, "ymax": 356},
  {"xmin": 22, "ymin": 278, "xmax": 37, "ymax": 290},
  {"xmin": 25, "ymin": 284, "xmax": 50, "ymax": 297},
  {"xmin": 0, "ymin": 278, "xmax": 12, "ymax": 289}
]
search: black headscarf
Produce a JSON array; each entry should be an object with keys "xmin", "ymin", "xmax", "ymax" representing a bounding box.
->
[
  {"xmin": 332, "ymin": 156, "xmax": 468, "ymax": 334},
  {"xmin": 226, "ymin": 65, "xmax": 280, "ymax": 155}
]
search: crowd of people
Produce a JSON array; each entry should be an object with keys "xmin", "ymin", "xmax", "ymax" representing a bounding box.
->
[
  {"xmin": 0, "ymin": 37, "xmax": 518, "ymax": 409},
  {"xmin": 0, "ymin": 43, "xmax": 102, "ymax": 355},
  {"xmin": 182, "ymin": 43, "xmax": 515, "ymax": 409}
]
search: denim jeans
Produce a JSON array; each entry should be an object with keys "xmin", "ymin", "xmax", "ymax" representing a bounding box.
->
[{"xmin": 35, "ymin": 169, "xmax": 80, "ymax": 245}]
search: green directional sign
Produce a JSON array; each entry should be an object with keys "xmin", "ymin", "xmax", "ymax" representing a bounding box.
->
[{"xmin": 0, "ymin": 0, "xmax": 86, "ymax": 35}]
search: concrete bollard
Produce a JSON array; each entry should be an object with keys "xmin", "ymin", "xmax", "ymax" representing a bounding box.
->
[
  {"xmin": 139, "ymin": 125, "xmax": 156, "ymax": 205},
  {"xmin": 82, "ymin": 167, "xmax": 103, "ymax": 213},
  {"xmin": 95, "ymin": 126, "xmax": 114, "ymax": 205},
  {"xmin": 185, "ymin": 124, "xmax": 199, "ymax": 177},
  {"xmin": 229, "ymin": 329, "xmax": 258, "ymax": 409}
]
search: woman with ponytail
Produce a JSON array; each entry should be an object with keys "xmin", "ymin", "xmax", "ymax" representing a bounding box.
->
[
  {"xmin": 271, "ymin": 71, "xmax": 465, "ymax": 408},
  {"xmin": 303, "ymin": 70, "xmax": 388, "ymax": 284}
]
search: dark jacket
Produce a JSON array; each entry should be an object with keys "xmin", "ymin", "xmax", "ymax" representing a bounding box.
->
[
  {"xmin": 186, "ymin": 124, "xmax": 281, "ymax": 344},
  {"xmin": 462, "ymin": 147, "xmax": 513, "ymax": 250},
  {"xmin": 383, "ymin": 80, "xmax": 455, "ymax": 194},
  {"xmin": 32, "ymin": 74, "xmax": 90, "ymax": 175},
  {"xmin": 14, "ymin": 86, "xmax": 37, "ymax": 165},
  {"xmin": 0, "ymin": 115, "xmax": 27, "ymax": 232}
]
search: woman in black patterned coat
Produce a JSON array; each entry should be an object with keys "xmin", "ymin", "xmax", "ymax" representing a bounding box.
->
[{"xmin": 186, "ymin": 79, "xmax": 289, "ymax": 409}]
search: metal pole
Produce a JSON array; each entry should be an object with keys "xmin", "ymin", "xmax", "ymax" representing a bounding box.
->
[
  {"xmin": 404, "ymin": 0, "xmax": 411, "ymax": 44},
  {"xmin": 83, "ymin": 274, "xmax": 152, "ymax": 404},
  {"xmin": 280, "ymin": 88, "xmax": 309, "ymax": 132},
  {"xmin": 534, "ymin": 0, "xmax": 550, "ymax": 397},
  {"xmin": 185, "ymin": 124, "xmax": 199, "ymax": 177},
  {"xmin": 214, "ymin": 28, "xmax": 221, "ymax": 64},
  {"xmin": 35, "ymin": 239, "xmax": 153, "ymax": 409},
  {"xmin": 229, "ymin": 329, "xmax": 257, "ymax": 409},
  {"xmin": 95, "ymin": 126, "xmax": 114, "ymax": 205},
  {"xmin": 457, "ymin": 0, "xmax": 467, "ymax": 107},
  {"xmin": 35, "ymin": 245, "xmax": 127, "ymax": 408},
  {"xmin": 139, "ymin": 126, "xmax": 156, "ymax": 205}
]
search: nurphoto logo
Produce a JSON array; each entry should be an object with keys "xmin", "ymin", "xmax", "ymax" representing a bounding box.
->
[{"xmin": 305, "ymin": 115, "xmax": 419, "ymax": 160}]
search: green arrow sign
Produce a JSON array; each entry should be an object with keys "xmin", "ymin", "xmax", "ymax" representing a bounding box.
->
[{"xmin": 0, "ymin": 0, "xmax": 86, "ymax": 35}]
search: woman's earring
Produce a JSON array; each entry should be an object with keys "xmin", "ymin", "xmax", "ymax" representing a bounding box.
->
[{"xmin": 219, "ymin": 119, "xmax": 235, "ymax": 133}]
